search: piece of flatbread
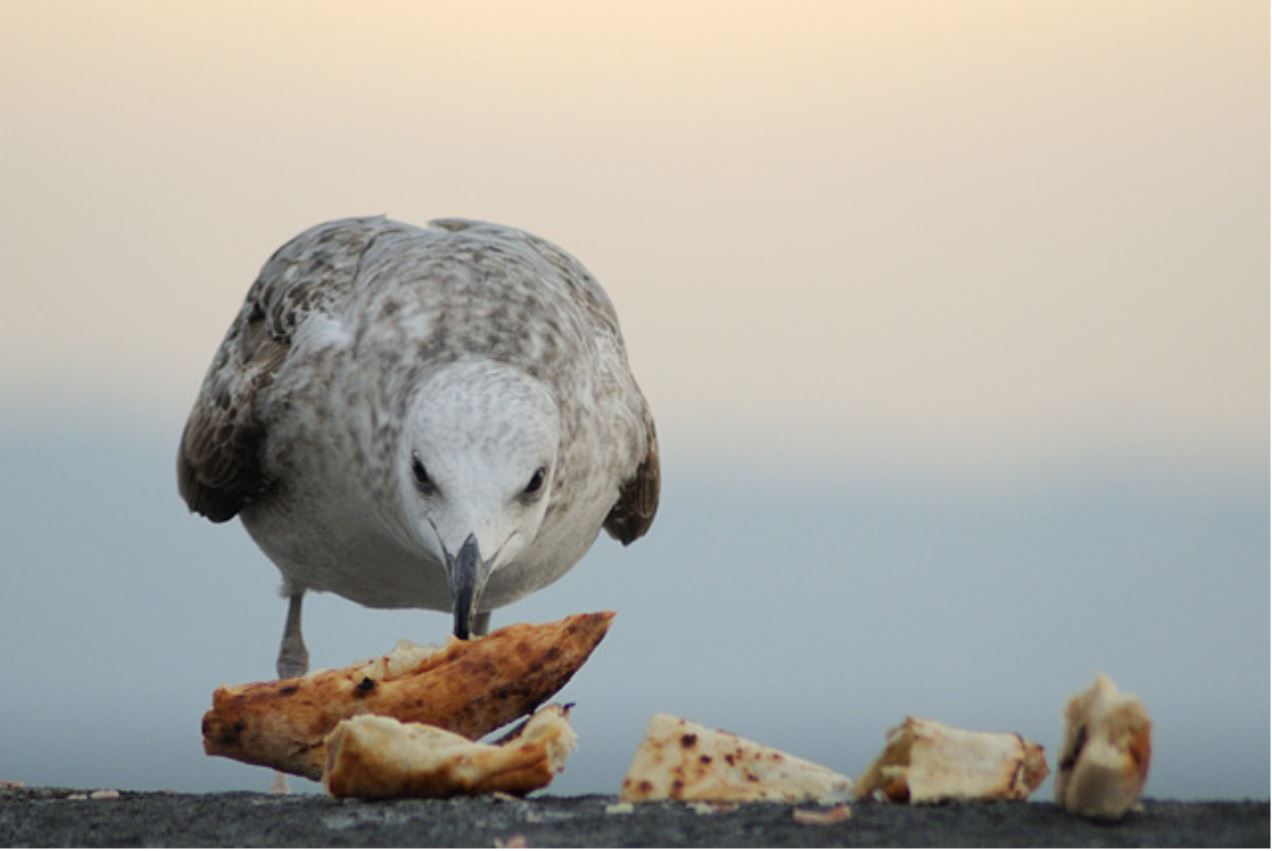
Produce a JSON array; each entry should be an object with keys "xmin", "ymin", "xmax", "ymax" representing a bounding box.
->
[
  {"xmin": 1054, "ymin": 675, "xmax": 1152, "ymax": 820},
  {"xmin": 323, "ymin": 704, "xmax": 576, "ymax": 799},
  {"xmin": 619, "ymin": 714, "xmax": 853, "ymax": 804},
  {"xmin": 852, "ymin": 717, "xmax": 1049, "ymax": 804},
  {"xmin": 202, "ymin": 611, "xmax": 613, "ymax": 780}
]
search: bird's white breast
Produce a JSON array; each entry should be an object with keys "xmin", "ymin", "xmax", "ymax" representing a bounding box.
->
[{"xmin": 223, "ymin": 217, "xmax": 653, "ymax": 618}]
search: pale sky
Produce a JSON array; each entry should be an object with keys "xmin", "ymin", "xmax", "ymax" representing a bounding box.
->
[
  {"xmin": 1, "ymin": 0, "xmax": 1266, "ymax": 471},
  {"xmin": 0, "ymin": 0, "xmax": 1267, "ymax": 800}
]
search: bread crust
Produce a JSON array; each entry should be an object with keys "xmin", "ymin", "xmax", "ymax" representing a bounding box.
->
[
  {"xmin": 852, "ymin": 717, "xmax": 1049, "ymax": 804},
  {"xmin": 322, "ymin": 704, "xmax": 576, "ymax": 799},
  {"xmin": 201, "ymin": 611, "xmax": 613, "ymax": 779},
  {"xmin": 1054, "ymin": 675, "xmax": 1152, "ymax": 819},
  {"xmin": 620, "ymin": 714, "xmax": 854, "ymax": 804}
]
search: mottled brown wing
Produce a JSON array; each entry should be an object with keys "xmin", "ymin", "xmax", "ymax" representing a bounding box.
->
[
  {"xmin": 177, "ymin": 217, "xmax": 394, "ymax": 522},
  {"xmin": 176, "ymin": 304, "xmax": 287, "ymax": 523},
  {"xmin": 604, "ymin": 419, "xmax": 660, "ymax": 545}
]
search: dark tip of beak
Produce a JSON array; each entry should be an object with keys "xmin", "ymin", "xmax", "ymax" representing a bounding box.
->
[{"xmin": 448, "ymin": 533, "xmax": 482, "ymax": 640}]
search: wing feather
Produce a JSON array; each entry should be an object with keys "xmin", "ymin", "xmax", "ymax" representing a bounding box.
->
[
  {"xmin": 604, "ymin": 418, "xmax": 661, "ymax": 545},
  {"xmin": 176, "ymin": 217, "xmax": 392, "ymax": 521}
]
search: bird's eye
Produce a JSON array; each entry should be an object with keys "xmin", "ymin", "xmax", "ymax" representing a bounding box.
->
[
  {"xmin": 524, "ymin": 467, "xmax": 546, "ymax": 495},
  {"xmin": 412, "ymin": 454, "xmax": 435, "ymax": 494}
]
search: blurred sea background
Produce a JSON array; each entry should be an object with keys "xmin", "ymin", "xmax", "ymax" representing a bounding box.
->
[{"xmin": 1, "ymin": 0, "xmax": 1267, "ymax": 800}]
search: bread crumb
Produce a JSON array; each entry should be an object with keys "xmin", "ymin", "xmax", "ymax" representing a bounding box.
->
[
  {"xmin": 688, "ymin": 801, "xmax": 738, "ymax": 815},
  {"xmin": 793, "ymin": 803, "xmax": 851, "ymax": 825}
]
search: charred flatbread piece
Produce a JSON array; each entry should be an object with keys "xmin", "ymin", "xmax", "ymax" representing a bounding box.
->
[
  {"xmin": 619, "ymin": 714, "xmax": 853, "ymax": 804},
  {"xmin": 1054, "ymin": 675, "xmax": 1152, "ymax": 820},
  {"xmin": 852, "ymin": 717, "xmax": 1049, "ymax": 803},
  {"xmin": 323, "ymin": 704, "xmax": 576, "ymax": 798},
  {"xmin": 202, "ymin": 611, "xmax": 613, "ymax": 780}
]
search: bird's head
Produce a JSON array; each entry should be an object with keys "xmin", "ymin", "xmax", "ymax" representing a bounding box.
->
[{"xmin": 399, "ymin": 360, "xmax": 560, "ymax": 639}]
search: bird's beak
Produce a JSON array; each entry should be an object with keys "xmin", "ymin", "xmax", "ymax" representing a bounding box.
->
[{"xmin": 444, "ymin": 533, "xmax": 493, "ymax": 640}]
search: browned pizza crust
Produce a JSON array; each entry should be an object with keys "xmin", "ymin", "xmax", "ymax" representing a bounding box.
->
[{"xmin": 202, "ymin": 611, "xmax": 614, "ymax": 780}]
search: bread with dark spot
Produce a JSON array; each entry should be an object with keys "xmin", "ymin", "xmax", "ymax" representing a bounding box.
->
[{"xmin": 202, "ymin": 612, "xmax": 613, "ymax": 780}]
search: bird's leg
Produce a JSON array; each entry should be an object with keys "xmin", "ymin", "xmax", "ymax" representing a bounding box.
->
[
  {"xmin": 276, "ymin": 593, "xmax": 309, "ymax": 679},
  {"xmin": 471, "ymin": 611, "xmax": 491, "ymax": 638},
  {"xmin": 270, "ymin": 593, "xmax": 308, "ymax": 795}
]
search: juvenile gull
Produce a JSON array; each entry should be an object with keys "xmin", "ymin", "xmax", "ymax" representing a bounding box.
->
[{"xmin": 177, "ymin": 216, "xmax": 659, "ymax": 682}]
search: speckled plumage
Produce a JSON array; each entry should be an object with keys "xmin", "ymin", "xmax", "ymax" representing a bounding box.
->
[{"xmin": 178, "ymin": 216, "xmax": 658, "ymax": 623}]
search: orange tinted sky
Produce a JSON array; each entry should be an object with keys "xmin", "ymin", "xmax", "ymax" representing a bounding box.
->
[{"xmin": 1, "ymin": 0, "xmax": 1266, "ymax": 471}]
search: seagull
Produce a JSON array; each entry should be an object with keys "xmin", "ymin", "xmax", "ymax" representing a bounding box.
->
[{"xmin": 177, "ymin": 216, "xmax": 659, "ymax": 683}]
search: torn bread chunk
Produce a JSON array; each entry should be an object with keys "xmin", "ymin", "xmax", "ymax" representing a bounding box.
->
[
  {"xmin": 202, "ymin": 611, "xmax": 613, "ymax": 780},
  {"xmin": 1054, "ymin": 675, "xmax": 1152, "ymax": 820},
  {"xmin": 323, "ymin": 704, "xmax": 576, "ymax": 799},
  {"xmin": 620, "ymin": 714, "xmax": 853, "ymax": 804},
  {"xmin": 853, "ymin": 717, "xmax": 1049, "ymax": 804}
]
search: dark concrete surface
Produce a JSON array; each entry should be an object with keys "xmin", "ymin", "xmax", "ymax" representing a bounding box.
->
[{"xmin": 0, "ymin": 787, "xmax": 1267, "ymax": 847}]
